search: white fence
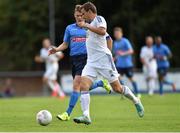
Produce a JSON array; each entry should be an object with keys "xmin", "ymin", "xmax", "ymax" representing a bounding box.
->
[{"xmin": 61, "ymin": 72, "xmax": 180, "ymax": 94}]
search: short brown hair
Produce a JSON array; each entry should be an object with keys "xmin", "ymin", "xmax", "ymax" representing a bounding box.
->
[
  {"xmin": 81, "ymin": 2, "xmax": 97, "ymax": 13},
  {"xmin": 114, "ymin": 27, "xmax": 123, "ymax": 33},
  {"xmin": 74, "ymin": 4, "xmax": 82, "ymax": 12}
]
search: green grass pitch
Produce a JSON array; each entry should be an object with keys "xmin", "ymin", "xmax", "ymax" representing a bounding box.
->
[{"xmin": 0, "ymin": 94, "xmax": 180, "ymax": 132}]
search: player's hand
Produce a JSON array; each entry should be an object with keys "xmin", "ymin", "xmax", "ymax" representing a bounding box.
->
[
  {"xmin": 77, "ymin": 21, "xmax": 89, "ymax": 28},
  {"xmin": 117, "ymin": 50, "xmax": 125, "ymax": 56},
  {"xmin": 155, "ymin": 54, "xmax": 166, "ymax": 60},
  {"xmin": 48, "ymin": 47, "xmax": 57, "ymax": 56}
]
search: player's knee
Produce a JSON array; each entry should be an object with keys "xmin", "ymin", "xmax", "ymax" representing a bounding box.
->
[
  {"xmin": 111, "ymin": 81, "xmax": 123, "ymax": 94},
  {"xmin": 73, "ymin": 76, "xmax": 81, "ymax": 91},
  {"xmin": 129, "ymin": 77, "xmax": 134, "ymax": 82},
  {"xmin": 73, "ymin": 82, "xmax": 80, "ymax": 91},
  {"xmin": 80, "ymin": 82, "xmax": 90, "ymax": 91},
  {"xmin": 80, "ymin": 77, "xmax": 92, "ymax": 91},
  {"xmin": 43, "ymin": 77, "xmax": 48, "ymax": 84}
]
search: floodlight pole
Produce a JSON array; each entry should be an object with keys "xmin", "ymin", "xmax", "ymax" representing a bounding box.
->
[{"xmin": 48, "ymin": 0, "xmax": 55, "ymax": 44}]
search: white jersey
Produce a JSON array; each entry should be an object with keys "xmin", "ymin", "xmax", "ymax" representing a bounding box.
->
[
  {"xmin": 86, "ymin": 15, "xmax": 112, "ymax": 64},
  {"xmin": 140, "ymin": 46, "xmax": 157, "ymax": 77},
  {"xmin": 82, "ymin": 15, "xmax": 119, "ymax": 83},
  {"xmin": 40, "ymin": 47, "xmax": 62, "ymax": 70}
]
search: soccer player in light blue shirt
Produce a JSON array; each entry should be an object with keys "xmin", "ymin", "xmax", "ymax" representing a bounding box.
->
[
  {"xmin": 113, "ymin": 27, "xmax": 140, "ymax": 96},
  {"xmin": 153, "ymin": 36, "xmax": 176, "ymax": 94},
  {"xmin": 49, "ymin": 5, "xmax": 111, "ymax": 121}
]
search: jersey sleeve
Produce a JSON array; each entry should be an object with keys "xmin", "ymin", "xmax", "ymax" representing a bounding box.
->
[
  {"xmin": 164, "ymin": 45, "xmax": 171, "ymax": 56},
  {"xmin": 112, "ymin": 42, "xmax": 118, "ymax": 55},
  {"xmin": 63, "ymin": 26, "xmax": 70, "ymax": 44},
  {"xmin": 40, "ymin": 49, "xmax": 48, "ymax": 60},
  {"xmin": 105, "ymin": 33, "xmax": 111, "ymax": 40},
  {"xmin": 96, "ymin": 16, "xmax": 107, "ymax": 29},
  {"xmin": 140, "ymin": 47, "xmax": 145, "ymax": 58},
  {"xmin": 125, "ymin": 39, "xmax": 133, "ymax": 50}
]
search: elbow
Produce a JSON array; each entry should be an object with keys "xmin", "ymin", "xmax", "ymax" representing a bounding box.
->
[
  {"xmin": 101, "ymin": 31, "xmax": 106, "ymax": 35},
  {"xmin": 99, "ymin": 29, "xmax": 106, "ymax": 35},
  {"xmin": 130, "ymin": 50, "xmax": 134, "ymax": 54},
  {"xmin": 98, "ymin": 31, "xmax": 106, "ymax": 36}
]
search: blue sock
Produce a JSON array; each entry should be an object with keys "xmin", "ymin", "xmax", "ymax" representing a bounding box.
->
[
  {"xmin": 132, "ymin": 81, "xmax": 139, "ymax": 94},
  {"xmin": 90, "ymin": 80, "xmax": 103, "ymax": 90},
  {"xmin": 163, "ymin": 80, "xmax": 173, "ymax": 86},
  {"xmin": 66, "ymin": 91, "xmax": 80, "ymax": 116},
  {"xmin": 159, "ymin": 82, "xmax": 163, "ymax": 95}
]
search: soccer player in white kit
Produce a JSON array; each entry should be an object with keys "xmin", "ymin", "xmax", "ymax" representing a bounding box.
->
[
  {"xmin": 140, "ymin": 36, "xmax": 157, "ymax": 95},
  {"xmin": 73, "ymin": 2, "xmax": 144, "ymax": 125},
  {"xmin": 35, "ymin": 38, "xmax": 65, "ymax": 99}
]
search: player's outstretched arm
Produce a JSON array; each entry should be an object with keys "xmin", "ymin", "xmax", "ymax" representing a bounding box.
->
[
  {"xmin": 48, "ymin": 42, "xmax": 68, "ymax": 55},
  {"xmin": 78, "ymin": 21, "xmax": 106, "ymax": 35},
  {"xmin": 34, "ymin": 55, "xmax": 44, "ymax": 63}
]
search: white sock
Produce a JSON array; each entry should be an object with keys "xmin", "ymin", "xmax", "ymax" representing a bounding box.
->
[
  {"xmin": 80, "ymin": 91, "xmax": 90, "ymax": 118},
  {"xmin": 122, "ymin": 85, "xmax": 139, "ymax": 104},
  {"xmin": 148, "ymin": 78, "xmax": 156, "ymax": 95},
  {"xmin": 55, "ymin": 83, "xmax": 65, "ymax": 97},
  {"xmin": 48, "ymin": 80, "xmax": 55, "ymax": 91}
]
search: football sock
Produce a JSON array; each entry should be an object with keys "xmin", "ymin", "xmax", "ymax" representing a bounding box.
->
[
  {"xmin": 48, "ymin": 80, "xmax": 55, "ymax": 91},
  {"xmin": 132, "ymin": 81, "xmax": 139, "ymax": 94},
  {"xmin": 159, "ymin": 81, "xmax": 163, "ymax": 95},
  {"xmin": 66, "ymin": 91, "xmax": 80, "ymax": 116},
  {"xmin": 55, "ymin": 83, "xmax": 65, "ymax": 97},
  {"xmin": 148, "ymin": 79, "xmax": 156, "ymax": 95},
  {"xmin": 163, "ymin": 80, "xmax": 173, "ymax": 86},
  {"xmin": 80, "ymin": 91, "xmax": 90, "ymax": 118},
  {"xmin": 90, "ymin": 80, "xmax": 103, "ymax": 90},
  {"xmin": 122, "ymin": 85, "xmax": 139, "ymax": 104}
]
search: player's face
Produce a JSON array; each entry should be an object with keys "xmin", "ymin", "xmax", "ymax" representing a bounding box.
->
[
  {"xmin": 114, "ymin": 31, "xmax": 123, "ymax": 40},
  {"xmin": 74, "ymin": 11, "xmax": 83, "ymax": 23},
  {"xmin": 155, "ymin": 37, "xmax": 162, "ymax": 45},
  {"xmin": 42, "ymin": 39, "xmax": 51, "ymax": 49},
  {"xmin": 146, "ymin": 37, "xmax": 153, "ymax": 47},
  {"xmin": 81, "ymin": 8, "xmax": 90, "ymax": 21}
]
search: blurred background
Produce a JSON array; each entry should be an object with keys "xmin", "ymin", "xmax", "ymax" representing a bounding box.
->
[{"xmin": 0, "ymin": 0, "xmax": 180, "ymax": 97}]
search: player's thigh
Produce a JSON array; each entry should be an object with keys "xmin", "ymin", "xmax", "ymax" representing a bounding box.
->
[
  {"xmin": 71, "ymin": 55, "xmax": 87, "ymax": 79},
  {"xmin": 44, "ymin": 68, "xmax": 54, "ymax": 80},
  {"xmin": 148, "ymin": 68, "xmax": 158, "ymax": 79},
  {"xmin": 80, "ymin": 76, "xmax": 93, "ymax": 91},
  {"xmin": 125, "ymin": 67, "xmax": 134, "ymax": 79},
  {"xmin": 49, "ymin": 66, "xmax": 58, "ymax": 81},
  {"xmin": 158, "ymin": 67, "xmax": 167, "ymax": 80},
  {"xmin": 81, "ymin": 65, "xmax": 97, "ymax": 91},
  {"xmin": 42, "ymin": 76, "xmax": 48, "ymax": 83},
  {"xmin": 97, "ymin": 68, "xmax": 119, "ymax": 84},
  {"xmin": 73, "ymin": 75, "xmax": 81, "ymax": 91}
]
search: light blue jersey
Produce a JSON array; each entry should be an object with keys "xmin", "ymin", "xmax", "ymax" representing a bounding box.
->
[
  {"xmin": 113, "ymin": 37, "xmax": 133, "ymax": 68},
  {"xmin": 63, "ymin": 23, "xmax": 87, "ymax": 56},
  {"xmin": 153, "ymin": 43, "xmax": 171, "ymax": 68}
]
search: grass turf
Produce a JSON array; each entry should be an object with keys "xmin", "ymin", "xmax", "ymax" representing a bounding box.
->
[{"xmin": 0, "ymin": 94, "xmax": 180, "ymax": 132}]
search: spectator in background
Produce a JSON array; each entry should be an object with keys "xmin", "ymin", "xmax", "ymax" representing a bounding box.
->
[
  {"xmin": 140, "ymin": 36, "xmax": 157, "ymax": 96},
  {"xmin": 35, "ymin": 38, "xmax": 65, "ymax": 99},
  {"xmin": 113, "ymin": 27, "xmax": 141, "ymax": 98},
  {"xmin": 0, "ymin": 78, "xmax": 15, "ymax": 98},
  {"xmin": 153, "ymin": 36, "xmax": 176, "ymax": 95}
]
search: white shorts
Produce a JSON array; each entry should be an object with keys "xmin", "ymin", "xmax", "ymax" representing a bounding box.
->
[
  {"xmin": 44, "ymin": 63, "xmax": 59, "ymax": 80},
  {"xmin": 82, "ymin": 54, "xmax": 119, "ymax": 83},
  {"xmin": 143, "ymin": 66, "xmax": 157, "ymax": 78}
]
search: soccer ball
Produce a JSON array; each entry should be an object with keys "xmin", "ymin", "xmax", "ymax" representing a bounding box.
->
[{"xmin": 36, "ymin": 110, "xmax": 52, "ymax": 126}]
